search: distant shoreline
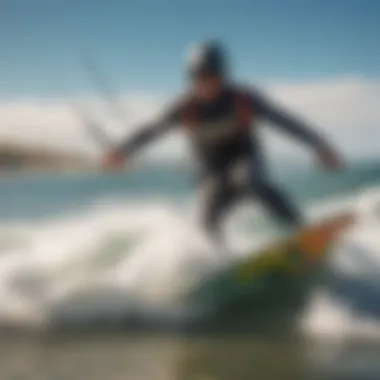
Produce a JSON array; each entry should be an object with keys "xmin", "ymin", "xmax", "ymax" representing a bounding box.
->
[{"xmin": 0, "ymin": 141, "xmax": 94, "ymax": 172}]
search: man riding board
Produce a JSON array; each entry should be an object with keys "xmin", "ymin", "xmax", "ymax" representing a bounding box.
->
[{"xmin": 103, "ymin": 41, "xmax": 342, "ymax": 244}]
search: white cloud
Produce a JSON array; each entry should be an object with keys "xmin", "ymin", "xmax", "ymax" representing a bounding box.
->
[{"xmin": 0, "ymin": 77, "xmax": 379, "ymax": 163}]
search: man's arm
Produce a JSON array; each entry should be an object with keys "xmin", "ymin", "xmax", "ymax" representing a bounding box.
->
[
  {"xmin": 115, "ymin": 118, "xmax": 174, "ymax": 158},
  {"xmin": 252, "ymin": 91, "xmax": 325, "ymax": 149},
  {"xmin": 251, "ymin": 90, "xmax": 342, "ymax": 169},
  {"xmin": 102, "ymin": 99, "xmax": 182, "ymax": 169},
  {"xmin": 113, "ymin": 99, "xmax": 181, "ymax": 153}
]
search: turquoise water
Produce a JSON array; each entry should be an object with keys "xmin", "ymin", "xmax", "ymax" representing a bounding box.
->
[{"xmin": 2, "ymin": 159, "xmax": 380, "ymax": 220}]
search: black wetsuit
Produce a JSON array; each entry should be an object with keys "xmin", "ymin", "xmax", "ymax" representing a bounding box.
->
[{"xmin": 117, "ymin": 84, "xmax": 327, "ymax": 238}]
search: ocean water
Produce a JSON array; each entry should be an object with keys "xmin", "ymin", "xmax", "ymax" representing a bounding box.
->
[{"xmin": 1, "ymin": 158, "xmax": 380, "ymax": 379}]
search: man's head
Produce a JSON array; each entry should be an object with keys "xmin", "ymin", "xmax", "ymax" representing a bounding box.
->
[{"xmin": 185, "ymin": 40, "xmax": 228, "ymax": 101}]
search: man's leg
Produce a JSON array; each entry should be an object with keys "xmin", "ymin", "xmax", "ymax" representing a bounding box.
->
[
  {"xmin": 248, "ymin": 160, "xmax": 304, "ymax": 228},
  {"xmin": 198, "ymin": 175, "xmax": 237, "ymax": 245},
  {"xmin": 253, "ymin": 182, "xmax": 304, "ymax": 228}
]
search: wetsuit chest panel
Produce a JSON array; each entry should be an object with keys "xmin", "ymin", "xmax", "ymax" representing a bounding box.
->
[
  {"xmin": 182, "ymin": 87, "xmax": 254, "ymax": 170},
  {"xmin": 184, "ymin": 90, "xmax": 250, "ymax": 144}
]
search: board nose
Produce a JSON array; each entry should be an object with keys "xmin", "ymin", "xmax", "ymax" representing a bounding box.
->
[{"xmin": 296, "ymin": 212, "xmax": 356, "ymax": 260}]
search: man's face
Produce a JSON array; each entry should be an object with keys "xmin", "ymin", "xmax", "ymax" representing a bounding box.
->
[{"xmin": 191, "ymin": 73, "xmax": 223, "ymax": 101}]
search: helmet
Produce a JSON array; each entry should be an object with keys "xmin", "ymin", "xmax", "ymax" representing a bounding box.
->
[{"xmin": 186, "ymin": 40, "xmax": 227, "ymax": 78}]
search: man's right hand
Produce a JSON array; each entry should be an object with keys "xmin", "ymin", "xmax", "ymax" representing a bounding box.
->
[
  {"xmin": 315, "ymin": 144, "xmax": 343, "ymax": 172},
  {"xmin": 102, "ymin": 151, "xmax": 126, "ymax": 171}
]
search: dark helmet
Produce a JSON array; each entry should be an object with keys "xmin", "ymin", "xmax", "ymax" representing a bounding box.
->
[{"xmin": 186, "ymin": 40, "xmax": 228, "ymax": 78}]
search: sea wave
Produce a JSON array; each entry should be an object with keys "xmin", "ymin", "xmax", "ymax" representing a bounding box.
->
[{"xmin": 0, "ymin": 177, "xmax": 380, "ymax": 338}]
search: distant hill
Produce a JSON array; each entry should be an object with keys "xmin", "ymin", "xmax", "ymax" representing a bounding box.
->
[{"xmin": 0, "ymin": 141, "xmax": 93, "ymax": 172}]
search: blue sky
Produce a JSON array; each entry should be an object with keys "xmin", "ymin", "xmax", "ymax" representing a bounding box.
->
[{"xmin": 1, "ymin": 0, "xmax": 379, "ymax": 99}]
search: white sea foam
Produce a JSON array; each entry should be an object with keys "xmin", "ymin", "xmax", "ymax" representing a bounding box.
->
[
  {"xmin": 301, "ymin": 187, "xmax": 380, "ymax": 340},
  {"xmin": 1, "ymin": 185, "xmax": 380, "ymax": 336}
]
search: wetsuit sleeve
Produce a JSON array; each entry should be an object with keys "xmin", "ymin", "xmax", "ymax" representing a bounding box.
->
[
  {"xmin": 115, "ymin": 100, "xmax": 182, "ymax": 157},
  {"xmin": 251, "ymin": 91, "xmax": 327, "ymax": 150}
]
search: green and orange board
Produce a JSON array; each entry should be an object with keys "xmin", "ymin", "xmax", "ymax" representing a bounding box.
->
[{"xmin": 192, "ymin": 212, "xmax": 356, "ymax": 305}]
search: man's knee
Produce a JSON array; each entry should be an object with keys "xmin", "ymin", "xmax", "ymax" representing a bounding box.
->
[
  {"xmin": 250, "ymin": 181, "xmax": 304, "ymax": 227},
  {"xmin": 249, "ymin": 177, "xmax": 275, "ymax": 197}
]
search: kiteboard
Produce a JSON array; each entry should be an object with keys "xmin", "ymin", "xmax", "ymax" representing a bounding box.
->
[
  {"xmin": 235, "ymin": 211, "xmax": 355, "ymax": 281},
  {"xmin": 191, "ymin": 211, "xmax": 356, "ymax": 305}
]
